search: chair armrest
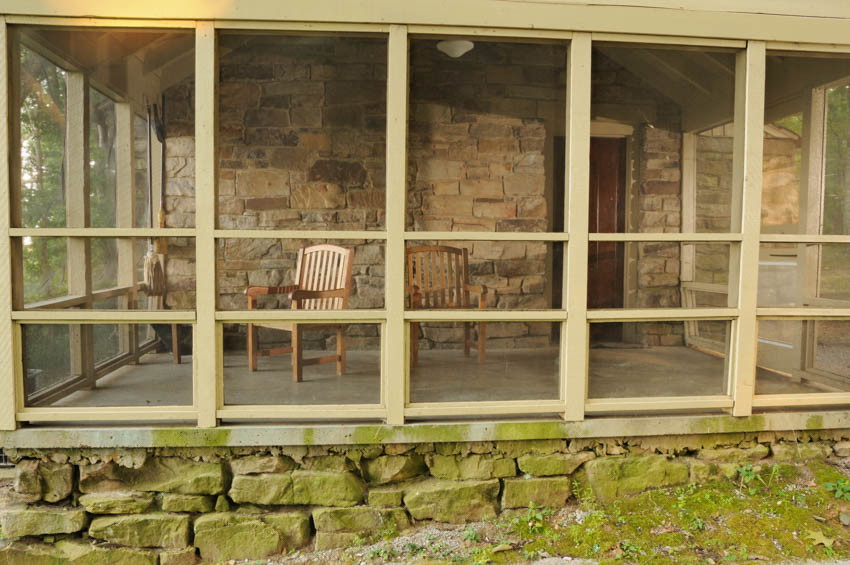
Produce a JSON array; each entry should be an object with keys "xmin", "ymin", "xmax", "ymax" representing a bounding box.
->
[
  {"xmin": 291, "ymin": 288, "xmax": 347, "ymax": 309},
  {"xmin": 245, "ymin": 285, "xmax": 299, "ymax": 297},
  {"xmin": 464, "ymin": 284, "xmax": 488, "ymax": 308}
]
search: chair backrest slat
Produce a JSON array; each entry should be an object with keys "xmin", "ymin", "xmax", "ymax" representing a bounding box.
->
[
  {"xmin": 406, "ymin": 245, "xmax": 472, "ymax": 311},
  {"xmin": 295, "ymin": 244, "xmax": 354, "ymax": 311}
]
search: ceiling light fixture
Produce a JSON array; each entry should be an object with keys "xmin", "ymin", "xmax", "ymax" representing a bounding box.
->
[{"xmin": 436, "ymin": 39, "xmax": 474, "ymax": 58}]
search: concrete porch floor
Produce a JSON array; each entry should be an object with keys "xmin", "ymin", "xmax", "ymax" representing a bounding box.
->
[{"xmin": 48, "ymin": 345, "xmax": 831, "ymax": 408}]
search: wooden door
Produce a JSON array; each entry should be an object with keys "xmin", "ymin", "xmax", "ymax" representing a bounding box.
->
[{"xmin": 588, "ymin": 138, "xmax": 626, "ymax": 341}]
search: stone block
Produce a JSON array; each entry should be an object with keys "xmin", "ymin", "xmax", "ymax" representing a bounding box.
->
[
  {"xmin": 14, "ymin": 460, "xmax": 41, "ymax": 502},
  {"xmin": 403, "ymin": 479, "xmax": 500, "ymax": 523},
  {"xmin": 79, "ymin": 492, "xmax": 155, "ymax": 514},
  {"xmin": 231, "ymin": 455, "xmax": 297, "ymax": 475},
  {"xmin": 517, "ymin": 451, "xmax": 596, "ymax": 477},
  {"xmin": 473, "ymin": 199, "xmax": 516, "ymax": 219},
  {"xmin": 417, "ymin": 160, "xmax": 465, "ymax": 182},
  {"xmin": 235, "ymin": 169, "xmax": 290, "ymax": 197},
  {"xmin": 160, "ymin": 493, "xmax": 215, "ymax": 513},
  {"xmin": 834, "ymin": 441, "xmax": 850, "ymax": 457},
  {"xmin": 574, "ymin": 455, "xmax": 688, "ymax": 500},
  {"xmin": 262, "ymin": 510, "xmax": 312, "ymax": 548},
  {"xmin": 771, "ymin": 442, "xmax": 833, "ymax": 462},
  {"xmin": 0, "ymin": 539, "xmax": 158, "ymax": 565},
  {"xmin": 229, "ymin": 471, "xmax": 365, "ymax": 506},
  {"xmin": 696, "ymin": 445, "xmax": 769, "ymax": 463},
  {"xmin": 302, "ymin": 455, "xmax": 356, "ymax": 472},
  {"xmin": 78, "ymin": 458, "xmax": 227, "ymax": 495},
  {"xmin": 194, "ymin": 513, "xmax": 282, "ymax": 562},
  {"xmin": 426, "ymin": 454, "xmax": 517, "ymax": 480},
  {"xmin": 290, "ymin": 183, "xmax": 345, "ymax": 209},
  {"xmin": 39, "ymin": 462, "xmax": 73, "ymax": 503},
  {"xmin": 89, "ymin": 513, "xmax": 191, "ymax": 549},
  {"xmin": 502, "ymin": 476, "xmax": 571, "ymax": 509},
  {"xmin": 312, "ymin": 506, "xmax": 410, "ymax": 533},
  {"xmin": 368, "ymin": 486, "xmax": 404, "ymax": 507},
  {"xmin": 158, "ymin": 547, "xmax": 199, "ymax": 565},
  {"xmin": 0, "ymin": 506, "xmax": 89, "ymax": 538},
  {"xmin": 362, "ymin": 455, "xmax": 427, "ymax": 485},
  {"xmin": 495, "ymin": 439, "xmax": 564, "ymax": 458},
  {"xmin": 689, "ymin": 460, "xmax": 738, "ymax": 484},
  {"xmin": 315, "ymin": 531, "xmax": 361, "ymax": 551}
]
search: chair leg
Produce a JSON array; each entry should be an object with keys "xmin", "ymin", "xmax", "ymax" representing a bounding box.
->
[
  {"xmin": 478, "ymin": 321, "xmax": 486, "ymax": 363},
  {"xmin": 172, "ymin": 324, "xmax": 181, "ymax": 364},
  {"xmin": 336, "ymin": 326, "xmax": 345, "ymax": 375},
  {"xmin": 411, "ymin": 322, "xmax": 419, "ymax": 367},
  {"xmin": 464, "ymin": 322, "xmax": 471, "ymax": 357},
  {"xmin": 247, "ymin": 323, "xmax": 258, "ymax": 371},
  {"xmin": 291, "ymin": 324, "xmax": 303, "ymax": 382}
]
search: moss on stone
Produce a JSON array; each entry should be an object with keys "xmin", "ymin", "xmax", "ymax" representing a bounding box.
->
[{"xmin": 88, "ymin": 513, "xmax": 191, "ymax": 549}]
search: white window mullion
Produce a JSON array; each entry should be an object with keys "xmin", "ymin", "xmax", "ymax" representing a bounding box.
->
[
  {"xmin": 195, "ymin": 21, "xmax": 217, "ymax": 427},
  {"xmin": 65, "ymin": 71, "xmax": 95, "ymax": 388},
  {"xmin": 0, "ymin": 19, "xmax": 19, "ymax": 429},
  {"xmin": 564, "ymin": 32, "xmax": 592, "ymax": 421},
  {"xmin": 385, "ymin": 24, "xmax": 408, "ymax": 426},
  {"xmin": 730, "ymin": 40, "xmax": 766, "ymax": 416}
]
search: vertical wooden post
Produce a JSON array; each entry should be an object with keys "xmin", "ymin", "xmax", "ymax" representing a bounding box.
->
[
  {"xmin": 195, "ymin": 21, "xmax": 218, "ymax": 427},
  {"xmin": 563, "ymin": 33, "xmax": 592, "ymax": 421},
  {"xmin": 0, "ymin": 19, "xmax": 18, "ymax": 429},
  {"xmin": 385, "ymin": 25, "xmax": 408, "ymax": 426},
  {"xmin": 730, "ymin": 41, "xmax": 765, "ymax": 416},
  {"xmin": 66, "ymin": 71, "xmax": 94, "ymax": 387},
  {"xmin": 115, "ymin": 102, "xmax": 137, "ymax": 358}
]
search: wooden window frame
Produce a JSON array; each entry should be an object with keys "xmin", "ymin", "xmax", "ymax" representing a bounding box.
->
[
  {"xmin": 6, "ymin": 12, "xmax": 850, "ymax": 430},
  {"xmin": 752, "ymin": 41, "xmax": 850, "ymax": 409}
]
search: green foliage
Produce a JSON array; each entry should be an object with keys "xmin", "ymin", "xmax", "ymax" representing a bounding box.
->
[
  {"xmin": 824, "ymin": 477, "xmax": 850, "ymax": 501},
  {"xmin": 462, "ymin": 525, "xmax": 480, "ymax": 543}
]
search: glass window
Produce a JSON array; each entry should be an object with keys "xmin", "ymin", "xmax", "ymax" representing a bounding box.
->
[{"xmin": 216, "ymin": 33, "xmax": 387, "ymax": 231}]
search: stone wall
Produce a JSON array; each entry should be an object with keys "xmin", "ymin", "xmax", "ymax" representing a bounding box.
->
[
  {"xmin": 2, "ymin": 432, "xmax": 849, "ymax": 563},
  {"xmin": 406, "ymin": 40, "xmax": 565, "ymax": 351}
]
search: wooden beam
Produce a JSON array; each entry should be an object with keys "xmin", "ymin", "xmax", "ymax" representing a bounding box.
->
[
  {"xmin": 564, "ymin": 33, "xmax": 592, "ymax": 421},
  {"xmin": 194, "ymin": 21, "xmax": 216, "ymax": 428},
  {"xmin": 730, "ymin": 41, "xmax": 766, "ymax": 416},
  {"xmin": 385, "ymin": 25, "xmax": 408, "ymax": 426},
  {"xmin": 65, "ymin": 71, "xmax": 95, "ymax": 389},
  {"xmin": 0, "ymin": 19, "xmax": 18, "ymax": 429},
  {"xmin": 115, "ymin": 102, "xmax": 137, "ymax": 357}
]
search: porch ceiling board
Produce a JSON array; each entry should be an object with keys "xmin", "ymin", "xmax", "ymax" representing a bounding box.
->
[
  {"xmin": 595, "ymin": 45, "xmax": 735, "ymax": 132},
  {"xmin": 9, "ymin": 2, "xmax": 850, "ymax": 45}
]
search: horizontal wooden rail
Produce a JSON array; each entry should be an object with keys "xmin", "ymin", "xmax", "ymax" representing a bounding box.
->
[
  {"xmin": 403, "ymin": 310, "xmax": 568, "ymax": 322},
  {"xmin": 756, "ymin": 308, "xmax": 850, "ymax": 319},
  {"xmin": 217, "ymin": 310, "xmax": 386, "ymax": 322},
  {"xmin": 217, "ymin": 405, "xmax": 386, "ymax": 420},
  {"xmin": 587, "ymin": 308, "xmax": 737, "ymax": 320},
  {"xmin": 759, "ymin": 234, "xmax": 850, "ymax": 244},
  {"xmin": 404, "ymin": 399, "xmax": 565, "ymax": 417},
  {"xmin": 585, "ymin": 395, "xmax": 734, "ymax": 413},
  {"xmin": 589, "ymin": 233, "xmax": 742, "ymax": 242},
  {"xmin": 405, "ymin": 231, "xmax": 569, "ymax": 242},
  {"xmin": 10, "ymin": 227, "xmax": 195, "ymax": 238},
  {"xmin": 752, "ymin": 393, "xmax": 850, "ymax": 408},
  {"xmin": 13, "ymin": 311, "xmax": 196, "ymax": 323},
  {"xmin": 215, "ymin": 229, "xmax": 386, "ymax": 240},
  {"xmin": 17, "ymin": 406, "xmax": 197, "ymax": 422}
]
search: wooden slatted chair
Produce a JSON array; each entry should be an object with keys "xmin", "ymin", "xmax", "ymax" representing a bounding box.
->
[
  {"xmin": 245, "ymin": 244, "xmax": 355, "ymax": 382},
  {"xmin": 406, "ymin": 245, "xmax": 488, "ymax": 367}
]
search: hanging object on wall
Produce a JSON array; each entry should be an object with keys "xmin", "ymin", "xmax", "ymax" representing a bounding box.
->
[{"xmin": 436, "ymin": 39, "xmax": 474, "ymax": 58}]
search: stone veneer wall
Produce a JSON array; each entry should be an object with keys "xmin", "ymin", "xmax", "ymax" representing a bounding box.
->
[
  {"xmin": 155, "ymin": 42, "xmax": 778, "ymax": 350},
  {"xmin": 2, "ymin": 432, "xmax": 850, "ymax": 563}
]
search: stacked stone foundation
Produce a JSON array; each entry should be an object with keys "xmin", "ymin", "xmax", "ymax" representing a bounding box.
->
[{"xmin": 2, "ymin": 432, "xmax": 850, "ymax": 563}]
